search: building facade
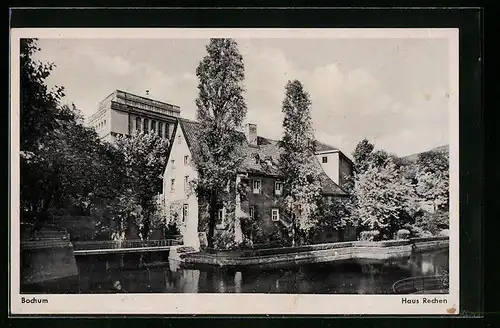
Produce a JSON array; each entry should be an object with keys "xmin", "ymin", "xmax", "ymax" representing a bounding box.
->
[
  {"xmin": 163, "ymin": 118, "xmax": 356, "ymax": 250},
  {"xmin": 88, "ymin": 90, "xmax": 180, "ymax": 143}
]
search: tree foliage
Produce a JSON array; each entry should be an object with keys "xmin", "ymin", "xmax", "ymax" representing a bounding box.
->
[
  {"xmin": 349, "ymin": 139, "xmax": 419, "ymax": 239},
  {"xmin": 115, "ymin": 132, "xmax": 170, "ymax": 239},
  {"xmin": 191, "ymin": 38, "xmax": 247, "ymax": 248},
  {"xmin": 20, "ymin": 39, "xmax": 67, "ymax": 152},
  {"xmin": 278, "ymin": 80, "xmax": 323, "ymax": 245},
  {"xmin": 352, "ymin": 138, "xmax": 375, "ymax": 173},
  {"xmin": 414, "ymin": 150, "xmax": 449, "ymax": 211},
  {"xmin": 20, "ymin": 39, "xmax": 122, "ymax": 227}
]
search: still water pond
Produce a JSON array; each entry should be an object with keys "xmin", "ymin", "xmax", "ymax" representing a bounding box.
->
[{"xmin": 23, "ymin": 250, "xmax": 448, "ymax": 294}]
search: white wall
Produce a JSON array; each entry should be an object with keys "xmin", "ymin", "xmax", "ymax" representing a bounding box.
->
[
  {"xmin": 162, "ymin": 124, "xmax": 200, "ymax": 250},
  {"xmin": 316, "ymin": 151, "xmax": 340, "ymax": 186},
  {"xmin": 110, "ymin": 108, "xmax": 130, "ymax": 135}
]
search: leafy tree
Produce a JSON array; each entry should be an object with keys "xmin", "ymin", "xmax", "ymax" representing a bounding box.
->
[
  {"xmin": 191, "ymin": 38, "xmax": 247, "ymax": 249},
  {"xmin": 349, "ymin": 157, "xmax": 418, "ymax": 239},
  {"xmin": 115, "ymin": 132, "xmax": 170, "ymax": 240},
  {"xmin": 349, "ymin": 139, "xmax": 420, "ymax": 239},
  {"xmin": 278, "ymin": 80, "xmax": 323, "ymax": 246},
  {"xmin": 414, "ymin": 150, "xmax": 449, "ymax": 212},
  {"xmin": 20, "ymin": 39, "xmax": 67, "ymax": 152},
  {"xmin": 21, "ymin": 102, "xmax": 123, "ymax": 232},
  {"xmin": 313, "ymin": 196, "xmax": 353, "ymax": 240},
  {"xmin": 352, "ymin": 138, "xmax": 375, "ymax": 173}
]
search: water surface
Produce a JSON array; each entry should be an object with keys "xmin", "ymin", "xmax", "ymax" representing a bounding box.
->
[{"xmin": 21, "ymin": 249, "xmax": 449, "ymax": 294}]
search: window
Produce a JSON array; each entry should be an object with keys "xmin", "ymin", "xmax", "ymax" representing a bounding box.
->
[
  {"xmin": 322, "ymin": 156, "xmax": 328, "ymax": 163},
  {"xmin": 171, "ymin": 159, "xmax": 175, "ymax": 169},
  {"xmin": 271, "ymin": 209, "xmax": 280, "ymax": 222},
  {"xmin": 136, "ymin": 117, "xmax": 142, "ymax": 132},
  {"xmin": 158, "ymin": 122, "xmax": 163, "ymax": 137},
  {"xmin": 275, "ymin": 181, "xmax": 283, "ymax": 196},
  {"xmin": 184, "ymin": 176, "xmax": 189, "ymax": 192},
  {"xmin": 143, "ymin": 118, "xmax": 149, "ymax": 133},
  {"xmin": 170, "ymin": 179, "xmax": 175, "ymax": 192},
  {"xmin": 165, "ymin": 124, "xmax": 170, "ymax": 138},
  {"xmin": 151, "ymin": 120, "xmax": 157, "ymax": 133},
  {"xmin": 182, "ymin": 204, "xmax": 189, "ymax": 222},
  {"xmin": 184, "ymin": 155, "xmax": 189, "ymax": 165},
  {"xmin": 217, "ymin": 207, "xmax": 226, "ymax": 225},
  {"xmin": 252, "ymin": 180, "xmax": 261, "ymax": 194},
  {"xmin": 249, "ymin": 206, "xmax": 255, "ymax": 219}
]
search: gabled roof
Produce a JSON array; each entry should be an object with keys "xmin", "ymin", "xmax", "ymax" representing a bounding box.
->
[
  {"xmin": 177, "ymin": 118, "xmax": 348, "ymax": 196},
  {"xmin": 315, "ymin": 141, "xmax": 338, "ymax": 152}
]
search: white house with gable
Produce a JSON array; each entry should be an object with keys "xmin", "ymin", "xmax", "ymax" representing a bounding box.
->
[{"xmin": 162, "ymin": 118, "xmax": 355, "ymax": 250}]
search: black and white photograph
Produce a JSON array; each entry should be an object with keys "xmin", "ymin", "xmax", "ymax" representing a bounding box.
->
[{"xmin": 11, "ymin": 28, "xmax": 459, "ymax": 315}]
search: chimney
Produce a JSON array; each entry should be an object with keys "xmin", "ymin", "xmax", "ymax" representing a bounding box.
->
[{"xmin": 245, "ymin": 123, "xmax": 258, "ymax": 146}]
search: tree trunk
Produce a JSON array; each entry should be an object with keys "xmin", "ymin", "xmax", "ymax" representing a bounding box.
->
[
  {"xmin": 207, "ymin": 190, "xmax": 217, "ymax": 249},
  {"xmin": 142, "ymin": 210, "xmax": 151, "ymax": 241}
]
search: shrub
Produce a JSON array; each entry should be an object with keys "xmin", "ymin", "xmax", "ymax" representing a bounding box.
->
[
  {"xmin": 414, "ymin": 210, "xmax": 449, "ymax": 235},
  {"xmin": 213, "ymin": 230, "xmax": 239, "ymax": 250},
  {"xmin": 407, "ymin": 224, "xmax": 433, "ymax": 238},
  {"xmin": 438, "ymin": 229, "xmax": 450, "ymax": 237},
  {"xmin": 165, "ymin": 222, "xmax": 180, "ymax": 238},
  {"xmin": 359, "ymin": 230, "xmax": 380, "ymax": 241},
  {"xmin": 396, "ymin": 229, "xmax": 410, "ymax": 240}
]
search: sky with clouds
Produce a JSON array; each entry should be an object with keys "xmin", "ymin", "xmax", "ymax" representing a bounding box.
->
[{"xmin": 33, "ymin": 37, "xmax": 450, "ymax": 157}]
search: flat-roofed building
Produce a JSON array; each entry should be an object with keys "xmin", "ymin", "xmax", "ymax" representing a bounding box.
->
[{"xmin": 88, "ymin": 90, "xmax": 180, "ymax": 143}]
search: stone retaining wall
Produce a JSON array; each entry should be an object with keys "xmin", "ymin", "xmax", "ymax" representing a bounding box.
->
[
  {"xmin": 181, "ymin": 237, "xmax": 449, "ymax": 267},
  {"xmin": 20, "ymin": 240, "xmax": 79, "ymax": 285}
]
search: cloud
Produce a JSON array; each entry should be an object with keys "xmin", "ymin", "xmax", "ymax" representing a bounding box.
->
[{"xmin": 33, "ymin": 38, "xmax": 449, "ymax": 157}]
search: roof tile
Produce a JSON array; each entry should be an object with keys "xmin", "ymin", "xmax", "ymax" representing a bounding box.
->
[{"xmin": 178, "ymin": 118, "xmax": 347, "ymax": 196}]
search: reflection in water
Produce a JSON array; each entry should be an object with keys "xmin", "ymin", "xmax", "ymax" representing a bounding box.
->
[{"xmin": 21, "ymin": 250, "xmax": 449, "ymax": 294}]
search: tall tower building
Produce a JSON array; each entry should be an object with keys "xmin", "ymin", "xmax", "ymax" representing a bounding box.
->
[{"xmin": 88, "ymin": 90, "xmax": 180, "ymax": 143}]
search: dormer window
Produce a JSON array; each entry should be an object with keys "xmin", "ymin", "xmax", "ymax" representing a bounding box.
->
[{"xmin": 254, "ymin": 154, "xmax": 260, "ymax": 164}]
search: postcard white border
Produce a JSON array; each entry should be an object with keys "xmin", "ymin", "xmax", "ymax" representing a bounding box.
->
[{"xmin": 9, "ymin": 28, "xmax": 459, "ymax": 316}]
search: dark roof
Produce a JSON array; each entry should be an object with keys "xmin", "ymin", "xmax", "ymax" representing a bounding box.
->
[
  {"xmin": 315, "ymin": 141, "xmax": 338, "ymax": 152},
  {"xmin": 178, "ymin": 118, "xmax": 347, "ymax": 196}
]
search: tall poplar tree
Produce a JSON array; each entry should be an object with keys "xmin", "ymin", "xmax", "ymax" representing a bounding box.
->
[
  {"xmin": 191, "ymin": 38, "xmax": 247, "ymax": 248},
  {"xmin": 278, "ymin": 80, "xmax": 322, "ymax": 246}
]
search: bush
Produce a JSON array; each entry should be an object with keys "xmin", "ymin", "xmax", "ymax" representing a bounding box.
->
[
  {"xmin": 407, "ymin": 224, "xmax": 433, "ymax": 238},
  {"xmin": 438, "ymin": 229, "xmax": 450, "ymax": 237},
  {"xmin": 359, "ymin": 230, "xmax": 380, "ymax": 241},
  {"xmin": 396, "ymin": 229, "xmax": 410, "ymax": 240},
  {"xmin": 165, "ymin": 222, "xmax": 180, "ymax": 238},
  {"xmin": 414, "ymin": 210, "xmax": 449, "ymax": 235},
  {"xmin": 213, "ymin": 230, "xmax": 239, "ymax": 250}
]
